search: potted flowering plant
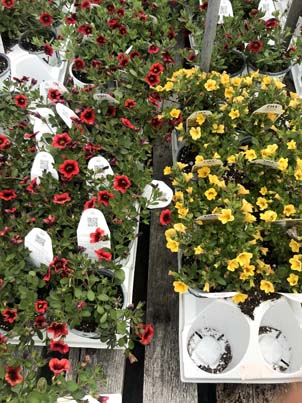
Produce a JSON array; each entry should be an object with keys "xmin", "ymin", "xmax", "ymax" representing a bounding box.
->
[{"xmin": 0, "ymin": 52, "xmax": 10, "ymax": 88}]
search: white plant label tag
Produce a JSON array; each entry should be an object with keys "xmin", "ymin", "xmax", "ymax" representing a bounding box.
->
[
  {"xmin": 218, "ymin": 0, "xmax": 233, "ymax": 24},
  {"xmin": 31, "ymin": 108, "xmax": 56, "ymax": 142},
  {"xmin": 195, "ymin": 214, "xmax": 220, "ymax": 224},
  {"xmin": 142, "ymin": 180, "xmax": 173, "ymax": 209},
  {"xmin": 87, "ymin": 155, "xmax": 114, "ymax": 188},
  {"xmin": 258, "ymin": 0, "xmax": 276, "ymax": 20},
  {"xmin": 197, "ymin": 291, "xmax": 238, "ymax": 298},
  {"xmin": 57, "ymin": 394, "xmax": 122, "ymax": 403},
  {"xmin": 25, "ymin": 228, "xmax": 53, "ymax": 268},
  {"xmin": 186, "ymin": 111, "xmax": 212, "ymax": 131},
  {"xmin": 77, "ymin": 208, "xmax": 111, "ymax": 261},
  {"xmin": 192, "ymin": 159, "xmax": 223, "ymax": 171},
  {"xmin": 0, "ymin": 35, "xmax": 4, "ymax": 53},
  {"xmin": 250, "ymin": 159, "xmax": 279, "ymax": 169},
  {"xmin": 56, "ymin": 103, "xmax": 79, "ymax": 129},
  {"xmin": 279, "ymin": 293, "xmax": 302, "ymax": 303},
  {"xmin": 30, "ymin": 151, "xmax": 58, "ymax": 182},
  {"xmin": 93, "ymin": 93, "xmax": 119, "ymax": 103},
  {"xmin": 252, "ymin": 104, "xmax": 283, "ymax": 116}
]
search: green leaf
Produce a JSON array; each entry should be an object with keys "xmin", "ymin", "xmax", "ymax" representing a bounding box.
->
[
  {"xmin": 100, "ymin": 312, "xmax": 108, "ymax": 323},
  {"xmin": 67, "ymin": 381, "xmax": 79, "ymax": 392},
  {"xmin": 97, "ymin": 293, "xmax": 109, "ymax": 301},
  {"xmin": 87, "ymin": 290, "xmax": 95, "ymax": 301},
  {"xmin": 74, "ymin": 288, "xmax": 82, "ymax": 298}
]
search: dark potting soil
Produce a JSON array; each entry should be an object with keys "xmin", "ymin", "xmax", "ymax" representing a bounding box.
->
[
  {"xmin": 19, "ymin": 30, "xmax": 55, "ymax": 53},
  {"xmin": 259, "ymin": 326, "xmax": 289, "ymax": 372},
  {"xmin": 0, "ymin": 316, "xmax": 14, "ymax": 332},
  {"xmin": 239, "ymin": 288, "xmax": 280, "ymax": 319},
  {"xmin": 177, "ymin": 144, "xmax": 199, "ymax": 173},
  {"xmin": 72, "ymin": 67, "xmax": 93, "ymax": 84},
  {"xmin": 0, "ymin": 55, "xmax": 8, "ymax": 75}
]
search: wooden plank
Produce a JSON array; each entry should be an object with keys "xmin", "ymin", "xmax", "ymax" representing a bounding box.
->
[
  {"xmin": 284, "ymin": 0, "xmax": 302, "ymax": 47},
  {"xmin": 143, "ymin": 138, "xmax": 198, "ymax": 403},
  {"xmin": 216, "ymin": 384, "xmax": 254, "ymax": 403},
  {"xmin": 253, "ymin": 384, "xmax": 288, "ymax": 403},
  {"xmin": 200, "ymin": 0, "xmax": 221, "ymax": 72}
]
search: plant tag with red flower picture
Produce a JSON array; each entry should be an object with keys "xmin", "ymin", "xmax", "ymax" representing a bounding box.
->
[
  {"xmin": 30, "ymin": 151, "xmax": 58, "ymax": 183},
  {"xmin": 249, "ymin": 159, "xmax": 279, "ymax": 170},
  {"xmin": 186, "ymin": 111, "xmax": 212, "ymax": 131},
  {"xmin": 56, "ymin": 103, "xmax": 79, "ymax": 129},
  {"xmin": 77, "ymin": 208, "xmax": 111, "ymax": 261},
  {"xmin": 142, "ymin": 180, "xmax": 173, "ymax": 209},
  {"xmin": 218, "ymin": 0, "xmax": 233, "ymax": 24},
  {"xmin": 258, "ymin": 0, "xmax": 276, "ymax": 20},
  {"xmin": 192, "ymin": 159, "xmax": 223, "ymax": 172},
  {"xmin": 252, "ymin": 104, "xmax": 284, "ymax": 117},
  {"xmin": 25, "ymin": 228, "xmax": 54, "ymax": 267},
  {"xmin": 87, "ymin": 156, "xmax": 114, "ymax": 188}
]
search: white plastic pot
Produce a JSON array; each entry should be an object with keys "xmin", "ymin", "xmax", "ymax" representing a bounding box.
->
[{"xmin": 0, "ymin": 53, "xmax": 10, "ymax": 89}]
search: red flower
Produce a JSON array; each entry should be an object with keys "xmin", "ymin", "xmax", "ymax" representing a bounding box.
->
[
  {"xmin": 59, "ymin": 159, "xmax": 80, "ymax": 180},
  {"xmin": 77, "ymin": 301, "xmax": 86, "ymax": 310},
  {"xmin": 77, "ymin": 24, "xmax": 93, "ymax": 35},
  {"xmin": 107, "ymin": 18, "xmax": 120, "ymax": 29},
  {"xmin": 80, "ymin": 108, "xmax": 95, "ymax": 125},
  {"xmin": 150, "ymin": 63, "xmax": 164, "ymax": 75},
  {"xmin": 39, "ymin": 12, "xmax": 53, "ymax": 26},
  {"xmin": 148, "ymin": 44, "xmax": 159, "ymax": 54},
  {"xmin": 124, "ymin": 99, "xmax": 136, "ymax": 108},
  {"xmin": 65, "ymin": 14, "xmax": 77, "ymax": 24},
  {"xmin": 96, "ymin": 34, "xmax": 107, "ymax": 45},
  {"xmin": 120, "ymin": 117, "xmax": 138, "ymax": 130},
  {"xmin": 150, "ymin": 116, "xmax": 163, "ymax": 130},
  {"xmin": 0, "ymin": 278, "xmax": 3, "ymax": 287},
  {"xmin": 90, "ymin": 227, "xmax": 105, "ymax": 243},
  {"xmin": 145, "ymin": 72, "xmax": 161, "ymax": 87},
  {"xmin": 0, "ymin": 333, "xmax": 7, "ymax": 343},
  {"xmin": 0, "ymin": 134, "xmax": 10, "ymax": 149},
  {"xmin": 265, "ymin": 18, "xmax": 278, "ymax": 29},
  {"xmin": 35, "ymin": 300, "xmax": 48, "ymax": 314},
  {"xmin": 83, "ymin": 142, "xmax": 101, "ymax": 159},
  {"xmin": 48, "ymin": 88, "xmax": 63, "ymax": 103},
  {"xmin": 52, "ymin": 133, "xmax": 72, "ymax": 149},
  {"xmin": 44, "ymin": 43, "xmax": 53, "ymax": 56},
  {"xmin": 50, "ymin": 339, "xmax": 69, "ymax": 354},
  {"xmin": 107, "ymin": 3, "xmax": 115, "ymax": 13},
  {"xmin": 43, "ymin": 214, "xmax": 56, "ymax": 225},
  {"xmin": 97, "ymin": 190, "xmax": 114, "ymax": 206},
  {"xmin": 118, "ymin": 57, "xmax": 129, "ymax": 68},
  {"xmin": 53, "ymin": 192, "xmax": 71, "ymax": 204},
  {"xmin": 199, "ymin": 1, "xmax": 208, "ymax": 11},
  {"xmin": 162, "ymin": 50, "xmax": 175, "ymax": 64},
  {"xmin": 80, "ymin": 0, "xmax": 91, "ymax": 8},
  {"xmin": 118, "ymin": 25, "xmax": 128, "ymax": 35},
  {"xmin": 136, "ymin": 324, "xmax": 154, "ymax": 345},
  {"xmin": 47, "ymin": 322, "xmax": 68, "ymax": 338},
  {"xmin": 26, "ymin": 178, "xmax": 38, "ymax": 194},
  {"xmin": 47, "ymin": 256, "xmax": 72, "ymax": 279},
  {"xmin": 247, "ymin": 39, "xmax": 263, "ymax": 53},
  {"xmin": 2, "ymin": 308, "xmax": 17, "ymax": 324},
  {"xmin": 11, "ymin": 235, "xmax": 23, "ymax": 245},
  {"xmin": 49, "ymin": 358, "xmax": 70, "ymax": 374},
  {"xmin": 95, "ymin": 249, "xmax": 112, "ymax": 261},
  {"xmin": 14, "ymin": 94, "xmax": 28, "ymax": 108},
  {"xmin": 5, "ymin": 366, "xmax": 23, "ymax": 387},
  {"xmin": 84, "ymin": 196, "xmax": 97, "ymax": 210},
  {"xmin": 73, "ymin": 57, "xmax": 86, "ymax": 70},
  {"xmin": 113, "ymin": 175, "xmax": 131, "ymax": 193},
  {"xmin": 34, "ymin": 315, "xmax": 48, "ymax": 329},
  {"xmin": 159, "ymin": 209, "xmax": 172, "ymax": 225},
  {"xmin": 90, "ymin": 59, "xmax": 102, "ymax": 69},
  {"xmin": 116, "ymin": 7, "xmax": 125, "ymax": 16},
  {"xmin": 2, "ymin": 0, "xmax": 15, "ymax": 8},
  {"xmin": 0, "ymin": 189, "xmax": 17, "ymax": 201},
  {"xmin": 130, "ymin": 50, "xmax": 141, "ymax": 59}
]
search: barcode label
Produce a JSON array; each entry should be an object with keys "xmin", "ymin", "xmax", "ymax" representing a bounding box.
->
[
  {"xmin": 87, "ymin": 217, "xmax": 98, "ymax": 227},
  {"xmin": 40, "ymin": 160, "xmax": 49, "ymax": 170},
  {"xmin": 35, "ymin": 234, "xmax": 46, "ymax": 246},
  {"xmin": 94, "ymin": 165, "xmax": 108, "ymax": 172}
]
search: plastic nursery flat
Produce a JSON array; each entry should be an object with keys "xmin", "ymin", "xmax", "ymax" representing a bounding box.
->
[{"xmin": 179, "ymin": 292, "xmax": 302, "ymax": 383}]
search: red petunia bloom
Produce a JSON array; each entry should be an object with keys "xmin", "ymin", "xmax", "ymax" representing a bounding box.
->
[
  {"xmin": 5, "ymin": 366, "xmax": 23, "ymax": 386},
  {"xmin": 80, "ymin": 0, "xmax": 91, "ymax": 8},
  {"xmin": 52, "ymin": 133, "xmax": 72, "ymax": 149},
  {"xmin": 49, "ymin": 358, "xmax": 70, "ymax": 374},
  {"xmin": 149, "ymin": 63, "xmax": 164, "ymax": 75},
  {"xmin": 148, "ymin": 44, "xmax": 159, "ymax": 54},
  {"xmin": 97, "ymin": 190, "xmax": 114, "ymax": 206},
  {"xmin": 107, "ymin": 18, "xmax": 120, "ymax": 29},
  {"xmin": 0, "ymin": 189, "xmax": 17, "ymax": 201},
  {"xmin": 2, "ymin": 308, "xmax": 17, "ymax": 324},
  {"xmin": 95, "ymin": 249, "xmax": 112, "ymax": 261},
  {"xmin": 159, "ymin": 209, "xmax": 172, "ymax": 225},
  {"xmin": 44, "ymin": 43, "xmax": 53, "ymax": 56},
  {"xmin": 107, "ymin": 3, "xmax": 115, "ymax": 13},
  {"xmin": 10, "ymin": 235, "xmax": 23, "ymax": 245},
  {"xmin": 39, "ymin": 12, "xmax": 53, "ymax": 26},
  {"xmin": 0, "ymin": 333, "xmax": 7, "ymax": 343},
  {"xmin": 118, "ymin": 25, "xmax": 128, "ymax": 35},
  {"xmin": 14, "ymin": 94, "xmax": 28, "ymax": 108},
  {"xmin": 136, "ymin": 324, "xmax": 154, "ymax": 345},
  {"xmin": 120, "ymin": 117, "xmax": 138, "ymax": 130},
  {"xmin": 118, "ymin": 57, "xmax": 129, "ymax": 68},
  {"xmin": 48, "ymin": 88, "xmax": 63, "ymax": 103},
  {"xmin": 113, "ymin": 175, "xmax": 131, "ymax": 193},
  {"xmin": 96, "ymin": 34, "xmax": 107, "ymax": 45},
  {"xmin": 43, "ymin": 214, "xmax": 56, "ymax": 225},
  {"xmin": 2, "ymin": 0, "xmax": 15, "ymax": 8},
  {"xmin": 90, "ymin": 59, "xmax": 102, "ymax": 69},
  {"xmin": 50, "ymin": 339, "xmax": 69, "ymax": 354},
  {"xmin": 73, "ymin": 57, "xmax": 86, "ymax": 70},
  {"xmin": 0, "ymin": 134, "xmax": 10, "ymax": 149},
  {"xmin": 35, "ymin": 300, "xmax": 48, "ymax": 314},
  {"xmin": 130, "ymin": 50, "xmax": 141, "ymax": 59},
  {"xmin": 47, "ymin": 322, "xmax": 68, "ymax": 338},
  {"xmin": 265, "ymin": 18, "xmax": 278, "ymax": 29},
  {"xmin": 162, "ymin": 50, "xmax": 175, "ymax": 64},
  {"xmin": 34, "ymin": 315, "xmax": 48, "ymax": 329},
  {"xmin": 65, "ymin": 13, "xmax": 77, "ymax": 24},
  {"xmin": 145, "ymin": 72, "xmax": 161, "ymax": 87},
  {"xmin": 247, "ymin": 39, "xmax": 263, "ymax": 53},
  {"xmin": 53, "ymin": 192, "xmax": 71, "ymax": 204},
  {"xmin": 199, "ymin": 1, "xmax": 208, "ymax": 11},
  {"xmin": 26, "ymin": 178, "xmax": 38, "ymax": 194},
  {"xmin": 84, "ymin": 196, "xmax": 97, "ymax": 210},
  {"xmin": 124, "ymin": 99, "xmax": 136, "ymax": 108},
  {"xmin": 48, "ymin": 256, "xmax": 72, "ymax": 279},
  {"xmin": 116, "ymin": 7, "xmax": 125, "ymax": 16},
  {"xmin": 59, "ymin": 159, "xmax": 80, "ymax": 180},
  {"xmin": 90, "ymin": 227, "xmax": 105, "ymax": 243},
  {"xmin": 80, "ymin": 108, "xmax": 95, "ymax": 125},
  {"xmin": 77, "ymin": 24, "xmax": 93, "ymax": 35}
]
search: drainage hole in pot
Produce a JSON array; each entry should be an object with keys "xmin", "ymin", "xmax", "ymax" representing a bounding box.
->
[{"xmin": 259, "ymin": 326, "xmax": 291, "ymax": 372}]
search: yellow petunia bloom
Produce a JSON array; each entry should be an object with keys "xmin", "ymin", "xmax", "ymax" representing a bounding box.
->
[
  {"xmin": 289, "ymin": 239, "xmax": 301, "ymax": 253},
  {"xmin": 294, "ymin": 169, "xmax": 302, "ymax": 180},
  {"xmin": 256, "ymin": 197, "xmax": 269, "ymax": 211},
  {"xmin": 178, "ymin": 207, "xmax": 189, "ymax": 217},
  {"xmin": 164, "ymin": 82, "xmax": 174, "ymax": 91},
  {"xmin": 244, "ymin": 149, "xmax": 257, "ymax": 161},
  {"xmin": 173, "ymin": 191, "xmax": 183, "ymax": 202},
  {"xmin": 203, "ymin": 282, "xmax": 210, "ymax": 292},
  {"xmin": 176, "ymin": 162, "xmax": 187, "ymax": 170},
  {"xmin": 220, "ymin": 73, "xmax": 230, "ymax": 85},
  {"xmin": 229, "ymin": 109, "xmax": 240, "ymax": 119},
  {"xmin": 260, "ymin": 247, "xmax": 268, "ymax": 256},
  {"xmin": 165, "ymin": 228, "xmax": 176, "ymax": 241},
  {"xmin": 173, "ymin": 281, "xmax": 188, "ymax": 294},
  {"xmin": 241, "ymin": 199, "xmax": 253, "ymax": 213},
  {"xmin": 237, "ymin": 184, "xmax": 249, "ymax": 195},
  {"xmin": 260, "ymin": 210, "xmax": 277, "ymax": 222},
  {"xmin": 261, "ymin": 144, "xmax": 278, "ymax": 157},
  {"xmin": 170, "ymin": 108, "xmax": 181, "ymax": 118},
  {"xmin": 197, "ymin": 167, "xmax": 211, "ymax": 178},
  {"xmin": 260, "ymin": 186, "xmax": 268, "ymax": 196},
  {"xmin": 194, "ymin": 245, "xmax": 204, "ymax": 255},
  {"xmin": 227, "ymin": 155, "xmax": 236, "ymax": 164},
  {"xmin": 227, "ymin": 259, "xmax": 239, "ymax": 272},
  {"xmin": 166, "ymin": 239, "xmax": 179, "ymax": 252},
  {"xmin": 204, "ymin": 79, "xmax": 218, "ymax": 91},
  {"xmin": 236, "ymin": 252, "xmax": 253, "ymax": 267},
  {"xmin": 183, "ymin": 173, "xmax": 193, "ymax": 182},
  {"xmin": 186, "ymin": 187, "xmax": 193, "ymax": 195},
  {"xmin": 175, "ymin": 122, "xmax": 184, "ymax": 131},
  {"xmin": 289, "ymin": 255, "xmax": 302, "ymax": 271},
  {"xmin": 287, "ymin": 273, "xmax": 299, "ymax": 286},
  {"xmin": 283, "ymin": 204, "xmax": 296, "ymax": 217},
  {"xmin": 219, "ymin": 103, "xmax": 228, "ymax": 111},
  {"xmin": 224, "ymin": 87, "xmax": 234, "ymax": 98},
  {"xmin": 163, "ymin": 166, "xmax": 171, "ymax": 175},
  {"xmin": 260, "ymin": 280, "xmax": 275, "ymax": 293},
  {"xmin": 231, "ymin": 77, "xmax": 241, "ymax": 87},
  {"xmin": 196, "ymin": 113, "xmax": 206, "ymax": 125},
  {"xmin": 244, "ymin": 76, "xmax": 253, "ymax": 85},
  {"xmin": 278, "ymin": 157, "xmax": 288, "ymax": 171},
  {"xmin": 173, "ymin": 223, "xmax": 187, "ymax": 233},
  {"xmin": 190, "ymin": 126, "xmax": 201, "ymax": 140},
  {"xmin": 287, "ymin": 140, "xmax": 297, "ymax": 150},
  {"xmin": 244, "ymin": 213, "xmax": 257, "ymax": 223},
  {"xmin": 195, "ymin": 155, "xmax": 204, "ymax": 163},
  {"xmin": 212, "ymin": 124, "xmax": 225, "ymax": 133},
  {"xmin": 232, "ymin": 293, "xmax": 248, "ymax": 304},
  {"xmin": 262, "ymin": 76, "xmax": 271, "ymax": 85},
  {"xmin": 204, "ymin": 188, "xmax": 217, "ymax": 200},
  {"xmin": 218, "ymin": 209, "xmax": 234, "ymax": 224},
  {"xmin": 241, "ymin": 265, "xmax": 255, "ymax": 277}
]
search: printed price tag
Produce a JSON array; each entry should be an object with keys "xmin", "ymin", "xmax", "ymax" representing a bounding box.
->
[
  {"xmin": 252, "ymin": 103, "xmax": 284, "ymax": 116},
  {"xmin": 93, "ymin": 93, "xmax": 119, "ymax": 103},
  {"xmin": 87, "ymin": 156, "xmax": 114, "ymax": 188},
  {"xmin": 142, "ymin": 180, "xmax": 173, "ymax": 209},
  {"xmin": 25, "ymin": 228, "xmax": 53, "ymax": 267},
  {"xmin": 198, "ymin": 291, "xmax": 238, "ymax": 299},
  {"xmin": 195, "ymin": 214, "xmax": 220, "ymax": 224},
  {"xmin": 56, "ymin": 103, "xmax": 79, "ymax": 129},
  {"xmin": 250, "ymin": 159, "xmax": 279, "ymax": 169},
  {"xmin": 192, "ymin": 159, "xmax": 223, "ymax": 171},
  {"xmin": 218, "ymin": 0, "xmax": 233, "ymax": 24},
  {"xmin": 186, "ymin": 111, "xmax": 212, "ymax": 131},
  {"xmin": 258, "ymin": 0, "xmax": 276, "ymax": 20},
  {"xmin": 31, "ymin": 151, "xmax": 58, "ymax": 182}
]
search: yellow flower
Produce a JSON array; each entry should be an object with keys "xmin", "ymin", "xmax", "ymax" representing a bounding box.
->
[
  {"xmin": 197, "ymin": 167, "xmax": 210, "ymax": 178},
  {"xmin": 275, "ymin": 79, "xmax": 285, "ymax": 89},
  {"xmin": 204, "ymin": 79, "xmax": 218, "ymax": 91},
  {"xmin": 237, "ymin": 184, "xmax": 249, "ymax": 195},
  {"xmin": 173, "ymin": 191, "xmax": 183, "ymax": 202},
  {"xmin": 176, "ymin": 162, "xmax": 187, "ymax": 170},
  {"xmin": 296, "ymin": 158, "xmax": 302, "ymax": 169},
  {"xmin": 173, "ymin": 223, "xmax": 186, "ymax": 233},
  {"xmin": 183, "ymin": 173, "xmax": 193, "ymax": 182},
  {"xmin": 262, "ymin": 76, "xmax": 271, "ymax": 85},
  {"xmin": 260, "ymin": 280, "xmax": 275, "ymax": 294},
  {"xmin": 232, "ymin": 293, "xmax": 248, "ymax": 304},
  {"xmin": 260, "ymin": 247, "xmax": 268, "ymax": 256},
  {"xmin": 278, "ymin": 158, "xmax": 288, "ymax": 171},
  {"xmin": 227, "ymin": 259, "xmax": 239, "ymax": 272},
  {"xmin": 227, "ymin": 155, "xmax": 236, "ymax": 164},
  {"xmin": 231, "ymin": 77, "xmax": 241, "ymax": 87},
  {"xmin": 229, "ymin": 109, "xmax": 240, "ymax": 119},
  {"xmin": 244, "ymin": 213, "xmax": 257, "ymax": 223},
  {"xmin": 212, "ymin": 124, "xmax": 225, "ymax": 133},
  {"xmin": 164, "ymin": 81, "xmax": 174, "ymax": 91},
  {"xmin": 283, "ymin": 204, "xmax": 296, "ymax": 217},
  {"xmin": 186, "ymin": 187, "xmax": 193, "ymax": 195},
  {"xmin": 170, "ymin": 108, "xmax": 181, "ymax": 118},
  {"xmin": 166, "ymin": 239, "xmax": 179, "ymax": 252},
  {"xmin": 173, "ymin": 281, "xmax": 188, "ymax": 294},
  {"xmin": 224, "ymin": 87, "xmax": 234, "ymax": 98},
  {"xmin": 163, "ymin": 166, "xmax": 171, "ymax": 175},
  {"xmin": 241, "ymin": 265, "xmax": 255, "ymax": 277},
  {"xmin": 175, "ymin": 122, "xmax": 184, "ymax": 131},
  {"xmin": 287, "ymin": 140, "xmax": 297, "ymax": 150},
  {"xmin": 244, "ymin": 76, "xmax": 253, "ymax": 85},
  {"xmin": 219, "ymin": 103, "xmax": 228, "ymax": 111},
  {"xmin": 254, "ymin": 230, "xmax": 263, "ymax": 241},
  {"xmin": 218, "ymin": 209, "xmax": 234, "ymax": 224},
  {"xmin": 287, "ymin": 273, "xmax": 299, "ymax": 286},
  {"xmin": 236, "ymin": 252, "xmax": 253, "ymax": 267},
  {"xmin": 260, "ymin": 186, "xmax": 268, "ymax": 196},
  {"xmin": 289, "ymin": 99, "xmax": 299, "ymax": 108},
  {"xmin": 233, "ymin": 96, "xmax": 244, "ymax": 104},
  {"xmin": 213, "ymin": 152, "xmax": 221, "ymax": 159},
  {"xmin": 266, "ymin": 112, "xmax": 277, "ymax": 122},
  {"xmin": 294, "ymin": 169, "xmax": 302, "ymax": 180},
  {"xmin": 256, "ymin": 197, "xmax": 269, "ymax": 211},
  {"xmin": 165, "ymin": 228, "xmax": 176, "ymax": 241},
  {"xmin": 190, "ymin": 127, "xmax": 201, "ymax": 140},
  {"xmin": 196, "ymin": 112, "xmax": 206, "ymax": 125},
  {"xmin": 289, "ymin": 239, "xmax": 301, "ymax": 253},
  {"xmin": 261, "ymin": 144, "xmax": 278, "ymax": 157},
  {"xmin": 220, "ymin": 73, "xmax": 230, "ymax": 85},
  {"xmin": 289, "ymin": 255, "xmax": 302, "ymax": 271},
  {"xmin": 244, "ymin": 149, "xmax": 257, "ymax": 161},
  {"xmin": 260, "ymin": 210, "xmax": 277, "ymax": 222},
  {"xmin": 241, "ymin": 199, "xmax": 253, "ymax": 213},
  {"xmin": 195, "ymin": 155, "xmax": 204, "ymax": 163},
  {"xmin": 203, "ymin": 282, "xmax": 210, "ymax": 292},
  {"xmin": 194, "ymin": 245, "xmax": 204, "ymax": 255},
  {"xmin": 178, "ymin": 207, "xmax": 189, "ymax": 217},
  {"xmin": 204, "ymin": 188, "xmax": 217, "ymax": 200}
]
